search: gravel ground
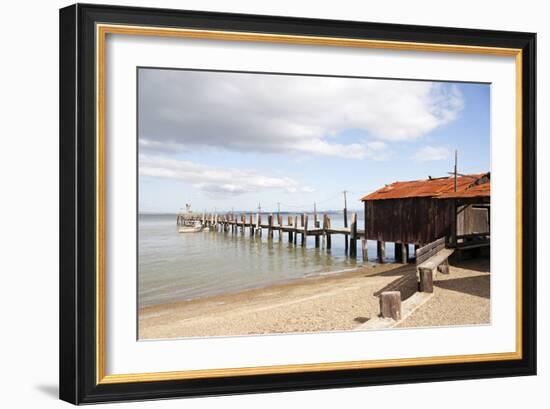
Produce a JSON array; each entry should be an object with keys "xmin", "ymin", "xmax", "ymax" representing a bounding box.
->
[{"xmin": 395, "ymin": 258, "xmax": 490, "ymax": 328}]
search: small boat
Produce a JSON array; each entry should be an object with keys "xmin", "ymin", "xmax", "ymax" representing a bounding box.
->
[{"xmin": 179, "ymin": 221, "xmax": 204, "ymax": 233}]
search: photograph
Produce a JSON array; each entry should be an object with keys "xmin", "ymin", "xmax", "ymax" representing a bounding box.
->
[{"xmin": 137, "ymin": 68, "xmax": 491, "ymax": 340}]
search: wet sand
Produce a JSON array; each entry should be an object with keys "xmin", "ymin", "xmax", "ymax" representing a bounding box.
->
[{"xmin": 139, "ymin": 263, "xmax": 413, "ymax": 339}]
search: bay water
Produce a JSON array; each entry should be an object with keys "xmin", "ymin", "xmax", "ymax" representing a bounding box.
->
[{"xmin": 138, "ymin": 213, "xmax": 397, "ymax": 308}]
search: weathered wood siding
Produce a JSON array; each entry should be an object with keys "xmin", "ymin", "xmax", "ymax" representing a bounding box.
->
[
  {"xmin": 457, "ymin": 205, "xmax": 489, "ymax": 235},
  {"xmin": 364, "ymin": 197, "xmax": 455, "ymax": 245}
]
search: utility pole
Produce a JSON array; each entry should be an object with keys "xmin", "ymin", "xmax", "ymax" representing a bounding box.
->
[
  {"xmin": 454, "ymin": 149, "xmax": 458, "ymax": 192},
  {"xmin": 343, "ymin": 190, "xmax": 348, "ymax": 227}
]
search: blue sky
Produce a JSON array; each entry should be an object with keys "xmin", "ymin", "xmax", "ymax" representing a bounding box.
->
[{"xmin": 138, "ymin": 69, "xmax": 490, "ymax": 214}]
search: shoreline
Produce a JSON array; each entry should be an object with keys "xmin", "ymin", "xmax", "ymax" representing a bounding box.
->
[
  {"xmin": 138, "ymin": 258, "xmax": 490, "ymax": 340},
  {"xmin": 140, "ymin": 264, "xmax": 374, "ymax": 310},
  {"xmin": 139, "ymin": 262, "xmax": 412, "ymax": 339}
]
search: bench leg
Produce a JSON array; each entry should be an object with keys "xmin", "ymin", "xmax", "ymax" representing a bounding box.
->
[
  {"xmin": 419, "ymin": 267, "xmax": 434, "ymax": 293},
  {"xmin": 379, "ymin": 291, "xmax": 402, "ymax": 320},
  {"xmin": 437, "ymin": 260, "xmax": 450, "ymax": 275}
]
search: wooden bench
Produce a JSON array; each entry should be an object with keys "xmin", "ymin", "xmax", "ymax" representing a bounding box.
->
[{"xmin": 416, "ymin": 238, "xmax": 454, "ymax": 293}]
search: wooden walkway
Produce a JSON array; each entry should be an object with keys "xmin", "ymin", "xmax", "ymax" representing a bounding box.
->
[{"xmin": 177, "ymin": 211, "xmax": 368, "ymax": 259}]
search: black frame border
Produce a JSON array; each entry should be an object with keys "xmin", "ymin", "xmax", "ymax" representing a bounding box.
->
[{"xmin": 59, "ymin": 3, "xmax": 536, "ymax": 404}]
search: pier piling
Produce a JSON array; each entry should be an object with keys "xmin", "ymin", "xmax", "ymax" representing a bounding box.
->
[
  {"xmin": 350, "ymin": 213, "xmax": 358, "ymax": 258},
  {"xmin": 293, "ymin": 215, "xmax": 298, "ymax": 245},
  {"xmin": 288, "ymin": 216, "xmax": 293, "ymax": 242},
  {"xmin": 302, "ymin": 214, "xmax": 308, "ymax": 247},
  {"xmin": 395, "ymin": 243, "xmax": 407, "ymax": 264},
  {"xmin": 178, "ymin": 209, "xmax": 368, "ymax": 260}
]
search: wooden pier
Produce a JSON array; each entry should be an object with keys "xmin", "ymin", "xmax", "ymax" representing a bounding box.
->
[{"xmin": 177, "ymin": 211, "xmax": 371, "ymax": 260}]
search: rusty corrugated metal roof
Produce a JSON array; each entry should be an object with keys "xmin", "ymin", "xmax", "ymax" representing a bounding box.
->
[
  {"xmin": 361, "ymin": 173, "xmax": 490, "ymax": 201},
  {"xmin": 438, "ymin": 181, "xmax": 490, "ymax": 199}
]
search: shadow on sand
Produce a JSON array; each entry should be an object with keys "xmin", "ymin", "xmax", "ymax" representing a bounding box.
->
[
  {"xmin": 435, "ymin": 274, "xmax": 490, "ymax": 299},
  {"xmin": 365, "ymin": 264, "xmax": 416, "ymax": 278}
]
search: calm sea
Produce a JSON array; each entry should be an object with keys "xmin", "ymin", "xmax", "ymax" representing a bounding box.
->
[{"xmin": 138, "ymin": 213, "xmax": 397, "ymax": 308}]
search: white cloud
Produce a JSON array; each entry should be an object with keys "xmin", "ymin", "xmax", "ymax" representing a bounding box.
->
[
  {"xmin": 139, "ymin": 70, "xmax": 463, "ymax": 159},
  {"xmin": 413, "ymin": 146, "xmax": 451, "ymax": 162},
  {"xmin": 139, "ymin": 155, "xmax": 315, "ymax": 196}
]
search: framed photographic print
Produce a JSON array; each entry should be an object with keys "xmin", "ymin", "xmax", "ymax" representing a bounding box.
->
[{"xmin": 59, "ymin": 3, "xmax": 536, "ymax": 404}]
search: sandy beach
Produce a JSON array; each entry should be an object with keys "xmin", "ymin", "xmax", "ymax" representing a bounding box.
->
[
  {"xmin": 139, "ymin": 263, "xmax": 411, "ymax": 339},
  {"xmin": 139, "ymin": 258, "xmax": 490, "ymax": 340},
  {"xmin": 395, "ymin": 258, "xmax": 490, "ymax": 328}
]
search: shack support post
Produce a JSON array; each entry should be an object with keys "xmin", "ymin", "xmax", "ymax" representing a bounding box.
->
[
  {"xmin": 395, "ymin": 243, "xmax": 407, "ymax": 264},
  {"xmin": 361, "ymin": 239, "xmax": 368, "ymax": 261},
  {"xmin": 377, "ymin": 241, "xmax": 386, "ymax": 263}
]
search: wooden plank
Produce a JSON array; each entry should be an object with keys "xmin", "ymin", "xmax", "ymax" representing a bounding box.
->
[
  {"xmin": 418, "ymin": 249, "xmax": 454, "ymax": 270},
  {"xmin": 417, "ymin": 237, "xmax": 445, "ymax": 258},
  {"xmin": 305, "ymin": 229, "xmax": 324, "ymax": 235},
  {"xmin": 455, "ymin": 240, "xmax": 490, "ymax": 250},
  {"xmin": 416, "ymin": 241, "xmax": 448, "ymax": 265},
  {"xmin": 416, "ymin": 237, "xmax": 446, "ymax": 264},
  {"xmin": 325, "ymin": 228, "xmax": 350, "ymax": 234}
]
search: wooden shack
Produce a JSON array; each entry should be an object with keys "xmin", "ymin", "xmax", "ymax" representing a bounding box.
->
[{"xmin": 361, "ymin": 173, "xmax": 490, "ymax": 261}]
